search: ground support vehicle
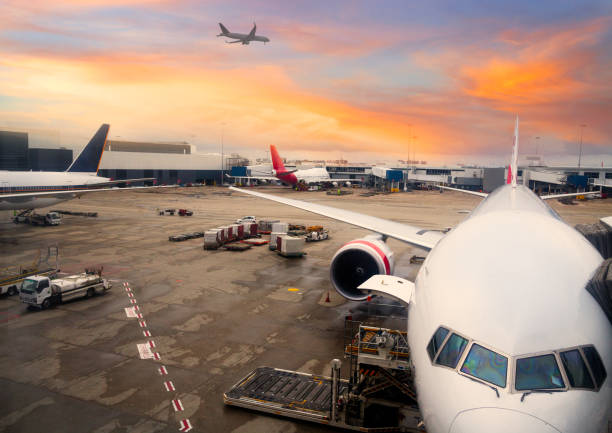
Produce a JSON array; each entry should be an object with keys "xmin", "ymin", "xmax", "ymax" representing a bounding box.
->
[
  {"xmin": 19, "ymin": 269, "xmax": 111, "ymax": 309},
  {"xmin": 224, "ymin": 323, "xmax": 422, "ymax": 432},
  {"xmin": 0, "ymin": 246, "xmax": 59, "ymax": 296},
  {"xmin": 14, "ymin": 210, "xmax": 61, "ymax": 226}
]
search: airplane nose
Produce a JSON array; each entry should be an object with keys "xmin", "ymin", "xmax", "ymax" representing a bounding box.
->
[{"xmin": 449, "ymin": 408, "xmax": 561, "ymax": 433}]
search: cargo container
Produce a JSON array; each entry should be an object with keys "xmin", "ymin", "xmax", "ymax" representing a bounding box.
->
[
  {"xmin": 258, "ymin": 219, "xmax": 280, "ymax": 233},
  {"xmin": 279, "ymin": 236, "xmax": 305, "ymax": 257},
  {"xmin": 272, "ymin": 222, "xmax": 289, "ymax": 233},
  {"xmin": 204, "ymin": 229, "xmax": 223, "ymax": 250},
  {"xmin": 269, "ymin": 232, "xmax": 283, "ymax": 250}
]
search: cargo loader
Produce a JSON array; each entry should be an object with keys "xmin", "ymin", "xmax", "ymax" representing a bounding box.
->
[{"xmin": 224, "ymin": 322, "xmax": 423, "ymax": 432}]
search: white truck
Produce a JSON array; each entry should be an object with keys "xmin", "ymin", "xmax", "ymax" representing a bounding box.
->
[
  {"xmin": 19, "ymin": 271, "xmax": 112, "ymax": 309},
  {"xmin": 14, "ymin": 211, "xmax": 61, "ymax": 226}
]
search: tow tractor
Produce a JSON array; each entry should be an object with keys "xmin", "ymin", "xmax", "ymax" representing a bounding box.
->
[
  {"xmin": 224, "ymin": 321, "xmax": 423, "ymax": 432},
  {"xmin": 0, "ymin": 246, "xmax": 59, "ymax": 296}
]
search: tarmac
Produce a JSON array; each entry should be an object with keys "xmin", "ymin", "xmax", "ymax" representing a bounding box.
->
[{"xmin": 0, "ymin": 186, "xmax": 610, "ymax": 433}]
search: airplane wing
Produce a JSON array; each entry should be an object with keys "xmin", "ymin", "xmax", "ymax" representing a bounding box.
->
[
  {"xmin": 225, "ymin": 174, "xmax": 278, "ymax": 181},
  {"xmin": 0, "ymin": 185, "xmax": 176, "ymax": 200},
  {"xmin": 539, "ymin": 190, "xmax": 601, "ymax": 200},
  {"xmin": 226, "ymin": 40, "xmax": 243, "ymax": 44},
  {"xmin": 438, "ymin": 185, "xmax": 488, "ymax": 197},
  {"xmin": 229, "ymin": 186, "xmax": 445, "ymax": 250},
  {"xmin": 87, "ymin": 178, "xmax": 156, "ymax": 187}
]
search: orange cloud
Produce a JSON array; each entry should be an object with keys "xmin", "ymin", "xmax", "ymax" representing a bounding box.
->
[{"xmin": 461, "ymin": 59, "xmax": 578, "ymax": 104}]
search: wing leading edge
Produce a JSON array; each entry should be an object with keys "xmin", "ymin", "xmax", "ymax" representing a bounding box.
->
[{"xmin": 229, "ymin": 186, "xmax": 445, "ymax": 250}]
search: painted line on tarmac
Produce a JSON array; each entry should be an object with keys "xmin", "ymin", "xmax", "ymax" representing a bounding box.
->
[
  {"xmin": 179, "ymin": 419, "xmax": 193, "ymax": 432},
  {"xmin": 171, "ymin": 399, "xmax": 184, "ymax": 412},
  {"xmin": 123, "ymin": 281, "xmax": 193, "ymax": 431}
]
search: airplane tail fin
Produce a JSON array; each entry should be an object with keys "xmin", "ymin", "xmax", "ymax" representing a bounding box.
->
[
  {"xmin": 66, "ymin": 124, "xmax": 109, "ymax": 173},
  {"xmin": 270, "ymin": 145, "xmax": 287, "ymax": 173},
  {"xmin": 218, "ymin": 23, "xmax": 229, "ymax": 35},
  {"xmin": 507, "ymin": 116, "xmax": 519, "ymax": 187}
]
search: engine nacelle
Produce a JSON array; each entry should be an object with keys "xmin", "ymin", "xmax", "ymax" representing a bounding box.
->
[{"xmin": 330, "ymin": 235, "xmax": 395, "ymax": 301}]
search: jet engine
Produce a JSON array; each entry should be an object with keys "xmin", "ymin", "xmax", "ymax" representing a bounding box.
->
[{"xmin": 330, "ymin": 234, "xmax": 395, "ymax": 301}]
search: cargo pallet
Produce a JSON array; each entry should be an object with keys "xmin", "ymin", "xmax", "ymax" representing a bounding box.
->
[{"xmin": 224, "ymin": 322, "xmax": 423, "ymax": 432}]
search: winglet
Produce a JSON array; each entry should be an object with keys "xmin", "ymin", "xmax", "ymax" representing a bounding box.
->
[
  {"xmin": 66, "ymin": 124, "xmax": 110, "ymax": 173},
  {"xmin": 510, "ymin": 116, "xmax": 519, "ymax": 187}
]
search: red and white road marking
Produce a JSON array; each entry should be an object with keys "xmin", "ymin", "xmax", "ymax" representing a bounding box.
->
[
  {"xmin": 172, "ymin": 399, "xmax": 184, "ymax": 412},
  {"xmin": 179, "ymin": 419, "xmax": 193, "ymax": 432},
  {"xmin": 123, "ymin": 281, "xmax": 194, "ymax": 431}
]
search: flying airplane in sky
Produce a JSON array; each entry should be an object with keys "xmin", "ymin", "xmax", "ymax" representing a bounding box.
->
[
  {"xmin": 217, "ymin": 23, "xmax": 269, "ymax": 45},
  {"xmin": 231, "ymin": 118, "xmax": 610, "ymax": 433},
  {"xmin": 0, "ymin": 124, "xmax": 163, "ymax": 211},
  {"xmin": 229, "ymin": 144, "xmax": 358, "ymax": 187}
]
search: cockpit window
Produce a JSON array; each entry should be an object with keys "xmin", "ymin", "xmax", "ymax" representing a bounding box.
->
[
  {"xmin": 460, "ymin": 343, "xmax": 507, "ymax": 388},
  {"xmin": 560, "ymin": 350, "xmax": 594, "ymax": 389},
  {"xmin": 515, "ymin": 354, "xmax": 564, "ymax": 391},
  {"xmin": 427, "ymin": 327, "xmax": 449, "ymax": 361},
  {"xmin": 435, "ymin": 334, "xmax": 468, "ymax": 368},
  {"xmin": 582, "ymin": 346, "xmax": 607, "ymax": 388}
]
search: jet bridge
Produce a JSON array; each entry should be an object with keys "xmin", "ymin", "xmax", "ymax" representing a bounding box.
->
[{"xmin": 223, "ymin": 322, "xmax": 423, "ymax": 432}]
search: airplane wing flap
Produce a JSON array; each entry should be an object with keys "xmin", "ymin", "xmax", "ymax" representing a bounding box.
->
[{"xmin": 230, "ymin": 187, "xmax": 445, "ymax": 250}]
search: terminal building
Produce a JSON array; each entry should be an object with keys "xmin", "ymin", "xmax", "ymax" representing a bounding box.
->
[
  {"xmin": 0, "ymin": 130, "xmax": 73, "ymax": 171},
  {"xmin": 98, "ymin": 140, "xmax": 226, "ymax": 185}
]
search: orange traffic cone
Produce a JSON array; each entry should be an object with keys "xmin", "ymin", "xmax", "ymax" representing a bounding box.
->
[{"xmin": 325, "ymin": 291, "xmax": 331, "ymax": 303}]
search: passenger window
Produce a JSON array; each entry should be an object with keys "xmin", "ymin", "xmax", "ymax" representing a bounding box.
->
[
  {"xmin": 560, "ymin": 350, "xmax": 594, "ymax": 389},
  {"xmin": 460, "ymin": 344, "xmax": 507, "ymax": 388},
  {"xmin": 426, "ymin": 327, "xmax": 449, "ymax": 361},
  {"xmin": 515, "ymin": 354, "xmax": 564, "ymax": 391},
  {"xmin": 435, "ymin": 334, "xmax": 468, "ymax": 368},
  {"xmin": 38, "ymin": 280, "xmax": 49, "ymax": 290},
  {"xmin": 582, "ymin": 346, "xmax": 607, "ymax": 388}
]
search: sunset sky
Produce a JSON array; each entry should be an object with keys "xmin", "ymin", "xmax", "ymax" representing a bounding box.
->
[{"xmin": 1, "ymin": 0, "xmax": 611, "ymax": 166}]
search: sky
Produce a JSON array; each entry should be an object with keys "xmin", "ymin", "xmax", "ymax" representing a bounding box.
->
[{"xmin": 1, "ymin": 0, "xmax": 611, "ymax": 167}]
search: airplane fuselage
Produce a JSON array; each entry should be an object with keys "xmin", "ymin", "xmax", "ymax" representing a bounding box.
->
[
  {"xmin": 222, "ymin": 32, "xmax": 269, "ymax": 44},
  {"xmin": 276, "ymin": 167, "xmax": 332, "ymax": 186},
  {"xmin": 0, "ymin": 171, "xmax": 111, "ymax": 210},
  {"xmin": 408, "ymin": 184, "xmax": 611, "ymax": 433}
]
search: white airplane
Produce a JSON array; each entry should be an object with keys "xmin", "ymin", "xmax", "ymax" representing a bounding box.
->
[
  {"xmin": 230, "ymin": 118, "xmax": 610, "ymax": 433},
  {"xmin": 0, "ymin": 124, "xmax": 161, "ymax": 211},
  {"xmin": 229, "ymin": 145, "xmax": 357, "ymax": 187},
  {"xmin": 217, "ymin": 23, "xmax": 269, "ymax": 45}
]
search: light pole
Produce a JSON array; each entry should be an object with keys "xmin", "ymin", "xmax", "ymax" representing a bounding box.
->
[
  {"xmin": 578, "ymin": 124, "xmax": 586, "ymax": 168},
  {"xmin": 220, "ymin": 122, "xmax": 226, "ymax": 185}
]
